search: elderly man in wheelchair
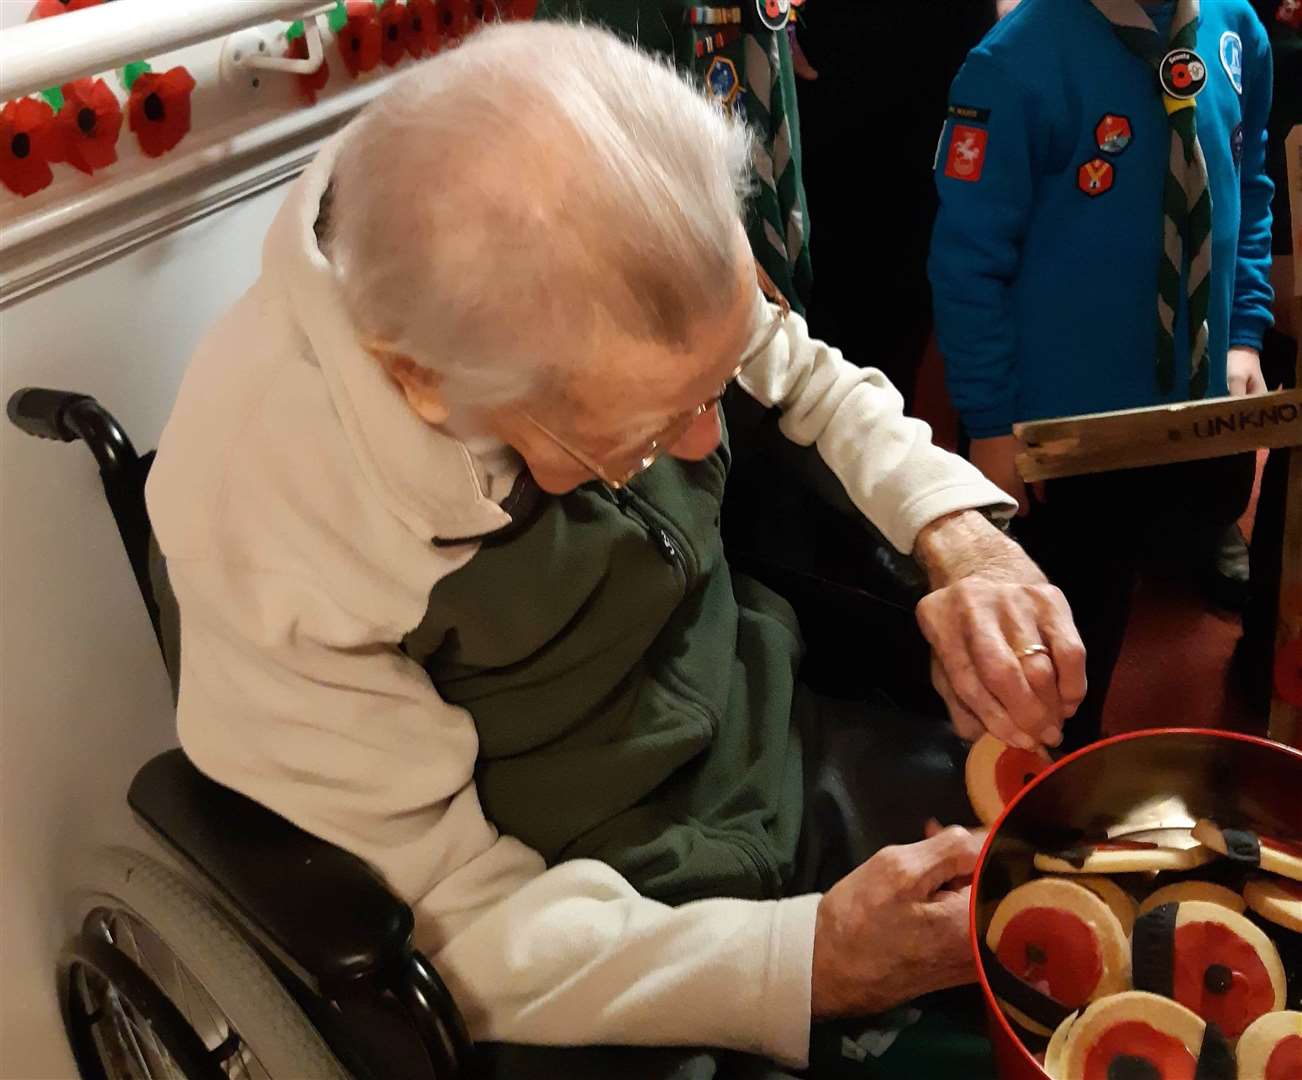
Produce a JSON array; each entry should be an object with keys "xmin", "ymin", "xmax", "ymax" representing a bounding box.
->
[{"xmin": 19, "ymin": 20, "xmax": 1087, "ymax": 1080}]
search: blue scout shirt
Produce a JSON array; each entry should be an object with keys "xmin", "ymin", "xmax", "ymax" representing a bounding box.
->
[{"xmin": 928, "ymin": 0, "xmax": 1275, "ymax": 438}]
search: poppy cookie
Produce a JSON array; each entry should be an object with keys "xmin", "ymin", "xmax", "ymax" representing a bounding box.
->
[
  {"xmin": 1236, "ymin": 1010, "xmax": 1302, "ymax": 1080},
  {"xmin": 1141, "ymin": 881, "xmax": 1248, "ymax": 918},
  {"xmin": 964, "ymin": 733, "xmax": 1053, "ymax": 826},
  {"xmin": 1133, "ymin": 900, "xmax": 1287, "ymax": 1040},
  {"xmin": 1054, "ymin": 991, "xmax": 1214, "ymax": 1080},
  {"xmin": 1244, "ymin": 875, "xmax": 1302, "ymax": 934},
  {"xmin": 1035, "ymin": 837, "xmax": 1214, "ymax": 875},
  {"xmin": 1194, "ymin": 820, "xmax": 1302, "ymax": 884},
  {"xmin": 986, "ymin": 878, "xmax": 1131, "ymax": 1035}
]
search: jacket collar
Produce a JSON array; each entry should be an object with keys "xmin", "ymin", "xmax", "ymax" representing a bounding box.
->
[{"xmin": 262, "ymin": 134, "xmax": 515, "ymax": 543}]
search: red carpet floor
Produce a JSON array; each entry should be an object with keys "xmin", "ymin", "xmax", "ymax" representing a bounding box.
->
[{"xmin": 1102, "ymin": 451, "xmax": 1268, "ymax": 738}]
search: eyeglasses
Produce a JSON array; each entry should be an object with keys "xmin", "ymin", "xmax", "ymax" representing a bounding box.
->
[{"xmin": 526, "ymin": 261, "xmax": 791, "ymax": 490}]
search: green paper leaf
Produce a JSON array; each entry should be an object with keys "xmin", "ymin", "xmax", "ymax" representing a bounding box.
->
[
  {"xmin": 327, "ymin": 1, "xmax": 348, "ymax": 32},
  {"xmin": 40, "ymin": 86, "xmax": 65, "ymax": 112},
  {"xmin": 285, "ymin": 18, "xmax": 305, "ymax": 39},
  {"xmin": 122, "ymin": 61, "xmax": 152, "ymax": 91}
]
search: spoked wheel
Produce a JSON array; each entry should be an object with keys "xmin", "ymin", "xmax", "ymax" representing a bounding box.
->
[{"xmin": 59, "ymin": 848, "xmax": 349, "ymax": 1080}]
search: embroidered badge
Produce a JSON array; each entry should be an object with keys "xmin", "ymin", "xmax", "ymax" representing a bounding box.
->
[
  {"xmin": 1078, "ymin": 158, "xmax": 1115, "ymax": 197},
  {"xmin": 943, "ymin": 124, "xmax": 988, "ymax": 183},
  {"xmin": 1220, "ymin": 31, "xmax": 1243, "ymax": 94},
  {"xmin": 755, "ymin": 0, "xmax": 789, "ymax": 30},
  {"xmin": 1160, "ymin": 48, "xmax": 1208, "ymax": 100},
  {"xmin": 1095, "ymin": 114, "xmax": 1132, "ymax": 155},
  {"xmin": 705, "ymin": 56, "xmax": 740, "ymax": 105},
  {"xmin": 1231, "ymin": 121, "xmax": 1244, "ymax": 168},
  {"xmin": 948, "ymin": 103, "xmax": 991, "ymax": 124}
]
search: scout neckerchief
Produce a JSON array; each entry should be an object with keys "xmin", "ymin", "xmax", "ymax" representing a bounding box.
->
[{"xmin": 1091, "ymin": 0, "xmax": 1213, "ymax": 398}]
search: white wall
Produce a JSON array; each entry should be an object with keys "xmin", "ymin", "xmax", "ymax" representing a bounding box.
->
[{"xmin": 0, "ymin": 183, "xmax": 288, "ymax": 1078}]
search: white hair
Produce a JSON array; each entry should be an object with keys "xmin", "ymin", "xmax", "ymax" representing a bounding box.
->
[{"xmin": 329, "ymin": 20, "xmax": 755, "ymax": 409}]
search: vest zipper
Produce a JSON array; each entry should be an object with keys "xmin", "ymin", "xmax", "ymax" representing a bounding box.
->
[{"xmin": 606, "ymin": 488, "xmax": 683, "ymax": 570}]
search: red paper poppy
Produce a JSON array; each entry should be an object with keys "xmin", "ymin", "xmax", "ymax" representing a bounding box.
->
[
  {"xmin": 338, "ymin": 2, "xmax": 383, "ymax": 77},
  {"xmin": 128, "ymin": 67, "xmax": 196, "ymax": 158},
  {"xmin": 403, "ymin": 0, "xmax": 439, "ymax": 56},
  {"xmin": 379, "ymin": 2, "xmax": 407, "ymax": 65},
  {"xmin": 287, "ymin": 35, "xmax": 330, "ymax": 104},
  {"xmin": 28, "ymin": 0, "xmax": 103, "ymax": 19},
  {"xmin": 440, "ymin": 0, "xmax": 475, "ymax": 42},
  {"xmin": 0, "ymin": 98, "xmax": 61, "ymax": 197},
  {"xmin": 53, "ymin": 78, "xmax": 122, "ymax": 175}
]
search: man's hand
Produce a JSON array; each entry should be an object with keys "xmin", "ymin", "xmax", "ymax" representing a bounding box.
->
[
  {"xmin": 969, "ymin": 435, "xmax": 1030, "ymax": 516},
  {"xmin": 811, "ymin": 826, "xmax": 983, "ymax": 1019},
  {"xmin": 914, "ymin": 511, "xmax": 1086, "ymax": 748},
  {"xmin": 1227, "ymin": 347, "xmax": 1267, "ymax": 397}
]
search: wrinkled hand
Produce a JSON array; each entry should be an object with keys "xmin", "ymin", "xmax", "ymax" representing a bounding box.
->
[
  {"xmin": 969, "ymin": 435, "xmax": 1041, "ymax": 517},
  {"xmin": 914, "ymin": 512, "xmax": 1087, "ymax": 749},
  {"xmin": 811, "ymin": 825, "xmax": 984, "ymax": 1020},
  {"xmin": 1227, "ymin": 347, "xmax": 1267, "ymax": 397}
]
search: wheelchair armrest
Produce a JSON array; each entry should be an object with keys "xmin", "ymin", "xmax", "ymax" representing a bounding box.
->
[{"xmin": 128, "ymin": 750, "xmax": 415, "ymax": 997}]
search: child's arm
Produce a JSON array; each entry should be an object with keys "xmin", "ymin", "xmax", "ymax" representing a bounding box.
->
[
  {"xmin": 1230, "ymin": 18, "xmax": 1277, "ymax": 356},
  {"xmin": 927, "ymin": 53, "xmax": 1041, "ymax": 442}
]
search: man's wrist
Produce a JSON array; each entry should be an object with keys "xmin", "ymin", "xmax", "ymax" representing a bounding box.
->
[{"xmin": 914, "ymin": 509, "xmax": 1042, "ymax": 590}]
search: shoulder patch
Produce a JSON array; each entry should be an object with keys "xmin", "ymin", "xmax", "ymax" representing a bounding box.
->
[
  {"xmin": 944, "ymin": 124, "xmax": 989, "ymax": 183},
  {"xmin": 1219, "ymin": 30, "xmax": 1243, "ymax": 94}
]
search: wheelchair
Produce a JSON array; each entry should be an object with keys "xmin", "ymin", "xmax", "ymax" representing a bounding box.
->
[{"xmin": 8, "ymin": 385, "xmax": 935, "ymax": 1080}]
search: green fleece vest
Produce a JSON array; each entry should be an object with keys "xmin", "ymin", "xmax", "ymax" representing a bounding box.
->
[{"xmin": 402, "ymin": 436, "xmax": 807, "ymax": 904}]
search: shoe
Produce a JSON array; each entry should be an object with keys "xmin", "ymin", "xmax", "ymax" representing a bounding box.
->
[{"xmin": 1202, "ymin": 523, "xmax": 1251, "ymax": 613}]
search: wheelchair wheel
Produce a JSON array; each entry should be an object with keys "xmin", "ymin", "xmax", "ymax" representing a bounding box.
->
[{"xmin": 60, "ymin": 847, "xmax": 350, "ymax": 1080}]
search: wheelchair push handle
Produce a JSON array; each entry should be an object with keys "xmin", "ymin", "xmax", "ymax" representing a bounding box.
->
[
  {"xmin": 7, "ymin": 387, "xmax": 93, "ymax": 442},
  {"xmin": 6, "ymin": 387, "xmax": 140, "ymax": 473}
]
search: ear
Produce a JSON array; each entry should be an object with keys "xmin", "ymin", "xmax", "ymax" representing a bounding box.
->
[{"xmin": 372, "ymin": 351, "xmax": 451, "ymax": 426}]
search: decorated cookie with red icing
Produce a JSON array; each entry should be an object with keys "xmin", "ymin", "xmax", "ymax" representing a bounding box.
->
[
  {"xmin": 987, "ymin": 878, "xmax": 1131, "ymax": 1035},
  {"xmin": 965, "ymin": 733, "xmax": 1053, "ymax": 826},
  {"xmin": 1236, "ymin": 1010, "xmax": 1302, "ymax": 1080},
  {"xmin": 1194, "ymin": 820, "xmax": 1302, "ymax": 884},
  {"xmin": 1035, "ymin": 837, "xmax": 1214, "ymax": 876},
  {"xmin": 1244, "ymin": 875, "xmax": 1302, "ymax": 934},
  {"xmin": 1141, "ymin": 881, "xmax": 1247, "ymax": 918},
  {"xmin": 1133, "ymin": 900, "xmax": 1287, "ymax": 1040},
  {"xmin": 1053, "ymin": 991, "xmax": 1210, "ymax": 1080}
]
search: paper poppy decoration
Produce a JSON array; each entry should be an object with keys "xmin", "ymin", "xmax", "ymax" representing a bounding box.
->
[
  {"xmin": 127, "ymin": 67, "xmax": 196, "ymax": 158},
  {"xmin": 0, "ymin": 98, "xmax": 62, "ymax": 197},
  {"xmin": 53, "ymin": 78, "xmax": 122, "ymax": 175},
  {"xmin": 379, "ymin": 2, "xmax": 407, "ymax": 65},
  {"xmin": 403, "ymin": 0, "xmax": 440, "ymax": 56},
  {"xmin": 441, "ymin": 0, "xmax": 475, "ymax": 41},
  {"xmin": 28, "ymin": 0, "xmax": 104, "ymax": 19},
  {"xmin": 287, "ymin": 35, "xmax": 330, "ymax": 104},
  {"xmin": 338, "ymin": 2, "xmax": 383, "ymax": 77}
]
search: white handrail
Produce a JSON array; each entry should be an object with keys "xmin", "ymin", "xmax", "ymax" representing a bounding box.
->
[{"xmin": 0, "ymin": 0, "xmax": 329, "ymax": 102}]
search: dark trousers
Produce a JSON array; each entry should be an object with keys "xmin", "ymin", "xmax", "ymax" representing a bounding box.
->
[
  {"xmin": 1010, "ymin": 455, "xmax": 1256, "ymax": 752},
  {"xmin": 477, "ymin": 693, "xmax": 994, "ymax": 1080}
]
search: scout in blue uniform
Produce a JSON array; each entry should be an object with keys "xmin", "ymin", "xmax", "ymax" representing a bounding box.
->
[{"xmin": 928, "ymin": 0, "xmax": 1275, "ymax": 748}]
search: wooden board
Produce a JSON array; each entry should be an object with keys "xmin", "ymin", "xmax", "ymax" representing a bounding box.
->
[{"xmin": 1013, "ymin": 389, "xmax": 1302, "ymax": 481}]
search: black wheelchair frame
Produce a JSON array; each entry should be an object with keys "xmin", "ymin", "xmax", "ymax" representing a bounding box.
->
[{"xmin": 9, "ymin": 388, "xmax": 472, "ymax": 1080}]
